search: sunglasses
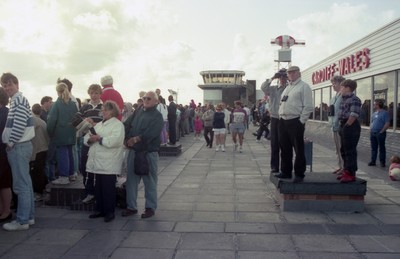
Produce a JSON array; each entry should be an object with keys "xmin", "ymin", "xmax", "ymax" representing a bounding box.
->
[{"xmin": 143, "ymin": 96, "xmax": 152, "ymax": 101}]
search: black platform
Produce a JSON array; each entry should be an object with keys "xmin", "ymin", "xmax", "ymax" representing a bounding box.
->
[
  {"xmin": 268, "ymin": 172, "xmax": 367, "ymax": 212},
  {"xmin": 159, "ymin": 144, "xmax": 182, "ymax": 156}
]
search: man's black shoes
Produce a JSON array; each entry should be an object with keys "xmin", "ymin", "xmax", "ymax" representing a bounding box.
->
[{"xmin": 274, "ymin": 173, "xmax": 291, "ymax": 179}]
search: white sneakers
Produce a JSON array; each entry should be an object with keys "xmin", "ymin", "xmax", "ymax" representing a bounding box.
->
[
  {"xmin": 215, "ymin": 145, "xmax": 226, "ymax": 152},
  {"xmin": 82, "ymin": 194, "xmax": 95, "ymax": 204},
  {"xmin": 234, "ymin": 143, "xmax": 238, "ymax": 151},
  {"xmin": 52, "ymin": 177, "xmax": 70, "ymax": 185},
  {"xmin": 3, "ymin": 219, "xmax": 35, "ymax": 231},
  {"xmin": 69, "ymin": 173, "xmax": 78, "ymax": 181},
  {"xmin": 239, "ymin": 146, "xmax": 243, "ymax": 153}
]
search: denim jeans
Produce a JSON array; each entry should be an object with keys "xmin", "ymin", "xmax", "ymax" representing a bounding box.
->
[
  {"xmin": 126, "ymin": 151, "xmax": 158, "ymax": 211},
  {"xmin": 7, "ymin": 141, "xmax": 34, "ymax": 224},
  {"xmin": 370, "ymin": 131, "xmax": 386, "ymax": 164},
  {"xmin": 57, "ymin": 145, "xmax": 74, "ymax": 177}
]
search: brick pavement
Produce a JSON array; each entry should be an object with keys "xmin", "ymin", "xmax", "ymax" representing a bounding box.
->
[{"xmin": 0, "ymin": 125, "xmax": 399, "ymax": 258}]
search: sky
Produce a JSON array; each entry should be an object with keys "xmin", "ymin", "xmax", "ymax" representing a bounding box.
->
[{"xmin": 0, "ymin": 0, "xmax": 399, "ymax": 106}]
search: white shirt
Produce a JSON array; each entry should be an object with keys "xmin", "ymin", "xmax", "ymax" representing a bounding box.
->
[{"xmin": 278, "ymin": 78, "xmax": 313, "ymax": 124}]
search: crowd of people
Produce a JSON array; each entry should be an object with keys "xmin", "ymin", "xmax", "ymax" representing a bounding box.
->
[{"xmin": 1, "ymin": 66, "xmax": 399, "ymax": 231}]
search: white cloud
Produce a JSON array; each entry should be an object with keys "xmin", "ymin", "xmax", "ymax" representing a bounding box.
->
[{"xmin": 73, "ymin": 10, "xmax": 118, "ymax": 31}]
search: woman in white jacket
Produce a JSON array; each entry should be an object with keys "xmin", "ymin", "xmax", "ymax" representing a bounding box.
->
[{"xmin": 84, "ymin": 101, "xmax": 124, "ymax": 222}]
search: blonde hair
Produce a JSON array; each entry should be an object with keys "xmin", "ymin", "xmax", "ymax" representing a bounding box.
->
[{"xmin": 56, "ymin": 83, "xmax": 71, "ymax": 103}]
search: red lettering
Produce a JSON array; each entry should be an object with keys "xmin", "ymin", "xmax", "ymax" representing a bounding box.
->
[
  {"xmin": 355, "ymin": 51, "xmax": 362, "ymax": 71},
  {"xmin": 312, "ymin": 72, "xmax": 316, "ymax": 84},
  {"xmin": 362, "ymin": 48, "xmax": 370, "ymax": 69},
  {"xmin": 338, "ymin": 59, "xmax": 346, "ymax": 75}
]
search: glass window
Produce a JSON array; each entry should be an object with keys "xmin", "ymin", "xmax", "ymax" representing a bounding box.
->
[
  {"xmin": 397, "ymin": 71, "xmax": 400, "ymax": 129},
  {"xmin": 356, "ymin": 77, "xmax": 372, "ymax": 126},
  {"xmin": 321, "ymin": 87, "xmax": 331, "ymax": 121},
  {"xmin": 314, "ymin": 89, "xmax": 321, "ymax": 120},
  {"xmin": 374, "ymin": 72, "xmax": 395, "ymax": 128}
]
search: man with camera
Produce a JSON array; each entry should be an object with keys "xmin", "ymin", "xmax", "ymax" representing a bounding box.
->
[
  {"xmin": 261, "ymin": 68, "xmax": 288, "ymax": 173},
  {"xmin": 275, "ymin": 66, "xmax": 313, "ymax": 183}
]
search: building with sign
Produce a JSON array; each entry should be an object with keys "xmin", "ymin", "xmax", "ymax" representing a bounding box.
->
[
  {"xmin": 198, "ymin": 70, "xmax": 256, "ymax": 107},
  {"xmin": 301, "ymin": 18, "xmax": 400, "ymax": 156}
]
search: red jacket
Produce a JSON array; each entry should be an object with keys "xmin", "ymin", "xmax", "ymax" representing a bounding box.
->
[{"xmin": 101, "ymin": 85, "xmax": 124, "ymax": 120}]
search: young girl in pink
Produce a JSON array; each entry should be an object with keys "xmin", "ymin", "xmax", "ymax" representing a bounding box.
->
[{"xmin": 194, "ymin": 114, "xmax": 203, "ymax": 141}]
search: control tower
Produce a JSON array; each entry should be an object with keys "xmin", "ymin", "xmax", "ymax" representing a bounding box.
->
[{"xmin": 198, "ymin": 70, "xmax": 256, "ymax": 107}]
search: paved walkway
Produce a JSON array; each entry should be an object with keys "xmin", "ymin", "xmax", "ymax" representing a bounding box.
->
[{"xmin": 0, "ymin": 125, "xmax": 399, "ymax": 258}]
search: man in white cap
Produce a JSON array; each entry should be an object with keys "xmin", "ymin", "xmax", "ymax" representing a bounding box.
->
[
  {"xmin": 100, "ymin": 75, "xmax": 124, "ymax": 120},
  {"xmin": 275, "ymin": 66, "xmax": 313, "ymax": 183}
]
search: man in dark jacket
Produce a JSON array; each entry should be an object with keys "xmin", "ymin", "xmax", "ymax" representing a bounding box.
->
[
  {"xmin": 167, "ymin": 95, "xmax": 177, "ymax": 145},
  {"xmin": 122, "ymin": 91, "xmax": 163, "ymax": 219}
]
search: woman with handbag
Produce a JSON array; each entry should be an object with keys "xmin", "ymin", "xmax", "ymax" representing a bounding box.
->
[{"xmin": 84, "ymin": 101, "xmax": 125, "ymax": 222}]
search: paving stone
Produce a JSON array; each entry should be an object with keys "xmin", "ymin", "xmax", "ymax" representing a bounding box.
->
[
  {"xmin": 157, "ymin": 202, "xmax": 195, "ymax": 211},
  {"xmin": 292, "ymin": 234, "xmax": 356, "ymax": 252},
  {"xmin": 225, "ymin": 223, "xmax": 276, "ymax": 233},
  {"xmin": 179, "ymin": 233, "xmax": 235, "ymax": 250},
  {"xmin": 238, "ymin": 251, "xmax": 300, "ymax": 259},
  {"xmin": 175, "ymin": 249, "xmax": 235, "ymax": 259},
  {"xmin": 25, "ymin": 229, "xmax": 88, "ymax": 246},
  {"xmin": 282, "ymin": 211, "xmax": 332, "ymax": 223},
  {"xmin": 371, "ymin": 213, "xmax": 400, "ymax": 224},
  {"xmin": 65, "ymin": 230, "xmax": 129, "ymax": 257},
  {"xmin": 198, "ymin": 195, "xmax": 235, "ymax": 203},
  {"xmin": 377, "ymin": 224, "xmax": 400, "ymax": 235},
  {"xmin": 348, "ymin": 235, "xmax": 400, "ymax": 252},
  {"xmin": 121, "ymin": 231, "xmax": 181, "ymax": 249},
  {"xmin": 191, "ymin": 211, "xmax": 235, "ymax": 222},
  {"xmin": 325, "ymin": 224, "xmax": 383, "ymax": 235},
  {"xmin": 236, "ymin": 202, "xmax": 279, "ymax": 212},
  {"xmin": 195, "ymin": 202, "xmax": 235, "ymax": 212},
  {"xmin": 71, "ymin": 218, "xmax": 128, "ymax": 230},
  {"xmin": 237, "ymin": 233, "xmax": 295, "ymax": 251},
  {"xmin": 361, "ymin": 253, "xmax": 400, "ymax": 259},
  {"xmin": 275, "ymin": 223, "xmax": 328, "ymax": 234},
  {"xmin": 122, "ymin": 220, "xmax": 175, "ymax": 232},
  {"xmin": 110, "ymin": 248, "xmax": 174, "ymax": 259},
  {"xmin": 174, "ymin": 222, "xmax": 224, "ymax": 232},
  {"xmin": 298, "ymin": 252, "xmax": 362, "ymax": 259},
  {"xmin": 237, "ymin": 212, "xmax": 283, "ymax": 223},
  {"xmin": 1, "ymin": 244, "xmax": 70, "ymax": 259},
  {"xmin": 326, "ymin": 212, "xmax": 380, "ymax": 224}
]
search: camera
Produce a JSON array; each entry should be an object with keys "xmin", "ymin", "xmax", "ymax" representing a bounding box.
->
[
  {"xmin": 89, "ymin": 127, "xmax": 97, "ymax": 135},
  {"xmin": 281, "ymin": 95, "xmax": 288, "ymax": 102}
]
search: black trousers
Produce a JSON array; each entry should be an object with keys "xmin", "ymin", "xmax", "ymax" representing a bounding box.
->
[
  {"xmin": 279, "ymin": 118, "xmax": 306, "ymax": 177},
  {"xmin": 80, "ymin": 145, "xmax": 94, "ymax": 195},
  {"xmin": 270, "ymin": 117, "xmax": 280, "ymax": 171},
  {"xmin": 168, "ymin": 118, "xmax": 177, "ymax": 144},
  {"xmin": 29, "ymin": 151, "xmax": 48, "ymax": 194},
  {"xmin": 203, "ymin": 126, "xmax": 214, "ymax": 147},
  {"xmin": 94, "ymin": 174, "xmax": 117, "ymax": 215},
  {"xmin": 339, "ymin": 120, "xmax": 361, "ymax": 176}
]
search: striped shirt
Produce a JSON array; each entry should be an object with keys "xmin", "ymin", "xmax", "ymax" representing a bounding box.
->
[{"xmin": 2, "ymin": 92, "xmax": 35, "ymax": 146}]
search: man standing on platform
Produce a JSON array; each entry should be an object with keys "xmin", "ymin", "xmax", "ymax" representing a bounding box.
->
[
  {"xmin": 261, "ymin": 68, "xmax": 288, "ymax": 173},
  {"xmin": 275, "ymin": 66, "xmax": 313, "ymax": 183}
]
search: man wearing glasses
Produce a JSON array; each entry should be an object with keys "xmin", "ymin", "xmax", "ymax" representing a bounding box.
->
[{"xmin": 122, "ymin": 91, "xmax": 164, "ymax": 219}]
